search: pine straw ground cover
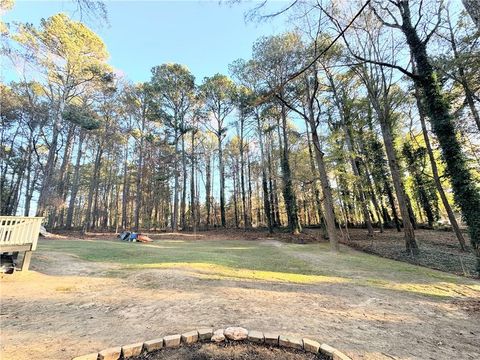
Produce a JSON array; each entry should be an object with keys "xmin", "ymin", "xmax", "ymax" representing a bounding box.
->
[
  {"xmin": 131, "ymin": 342, "xmax": 329, "ymax": 360},
  {"xmin": 341, "ymin": 228, "xmax": 477, "ymax": 277}
]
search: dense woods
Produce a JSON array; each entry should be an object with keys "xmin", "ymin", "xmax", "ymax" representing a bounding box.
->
[{"xmin": 1, "ymin": 1, "xmax": 480, "ymax": 271}]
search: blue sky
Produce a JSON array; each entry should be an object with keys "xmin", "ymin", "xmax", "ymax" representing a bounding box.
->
[
  {"xmin": 2, "ymin": 1, "xmax": 292, "ymax": 213},
  {"xmin": 4, "ymin": 0, "xmax": 289, "ymax": 83}
]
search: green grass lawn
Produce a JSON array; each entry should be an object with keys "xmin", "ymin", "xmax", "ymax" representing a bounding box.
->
[
  {"xmin": 39, "ymin": 239, "xmax": 315, "ymax": 273},
  {"xmin": 38, "ymin": 238, "xmax": 480, "ymax": 298}
]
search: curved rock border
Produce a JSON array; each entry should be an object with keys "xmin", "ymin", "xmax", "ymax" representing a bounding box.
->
[{"xmin": 72, "ymin": 326, "xmax": 351, "ymax": 360}]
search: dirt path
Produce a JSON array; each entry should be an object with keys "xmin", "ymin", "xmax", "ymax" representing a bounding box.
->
[{"xmin": 1, "ymin": 240, "xmax": 479, "ymax": 360}]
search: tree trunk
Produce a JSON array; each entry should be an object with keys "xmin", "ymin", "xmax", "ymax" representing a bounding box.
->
[
  {"xmin": 267, "ymin": 138, "xmax": 278, "ymax": 227},
  {"xmin": 239, "ymin": 122, "xmax": 248, "ymax": 228},
  {"xmin": 55, "ymin": 123, "xmax": 75, "ymax": 227},
  {"xmin": 190, "ymin": 130, "xmax": 196, "ymax": 232},
  {"xmin": 279, "ymin": 104, "xmax": 301, "ymax": 234},
  {"xmin": 205, "ymin": 152, "xmax": 211, "ymax": 229},
  {"xmin": 66, "ymin": 131, "xmax": 85, "ymax": 229},
  {"xmin": 84, "ymin": 142, "xmax": 103, "ymax": 232},
  {"xmin": 400, "ymin": 0, "xmax": 479, "ymax": 268},
  {"xmin": 377, "ymin": 111, "xmax": 418, "ymax": 254},
  {"xmin": 404, "ymin": 188, "xmax": 417, "ymax": 229},
  {"xmin": 356, "ymin": 136, "xmax": 384, "ymax": 233},
  {"xmin": 305, "ymin": 120, "xmax": 328, "ymax": 237},
  {"xmin": 121, "ymin": 143, "xmax": 129, "ymax": 230},
  {"xmin": 255, "ymin": 112, "xmax": 273, "ymax": 233},
  {"xmin": 415, "ymin": 82, "xmax": 467, "ymax": 249},
  {"xmin": 24, "ymin": 171, "xmax": 38, "ymax": 217},
  {"xmin": 37, "ymin": 100, "xmax": 65, "ymax": 216},
  {"xmin": 325, "ymin": 70, "xmax": 374, "ymax": 236},
  {"xmin": 10, "ymin": 162, "xmax": 25, "ymax": 215},
  {"xmin": 462, "ymin": 0, "xmax": 480, "ymax": 30},
  {"xmin": 342, "ymin": 124, "xmax": 374, "ymax": 236},
  {"xmin": 310, "ymin": 127, "xmax": 339, "ymax": 251},
  {"xmin": 134, "ymin": 120, "xmax": 145, "ymax": 231},
  {"xmin": 233, "ymin": 160, "xmax": 239, "ymax": 228},
  {"xmin": 218, "ymin": 136, "xmax": 226, "ymax": 227},
  {"xmin": 385, "ymin": 181, "xmax": 401, "ymax": 231},
  {"xmin": 180, "ymin": 133, "xmax": 187, "ymax": 230},
  {"xmin": 23, "ymin": 138, "xmax": 34, "ymax": 217},
  {"xmin": 247, "ymin": 147, "xmax": 253, "ymax": 228},
  {"xmin": 172, "ymin": 129, "xmax": 180, "ymax": 231}
]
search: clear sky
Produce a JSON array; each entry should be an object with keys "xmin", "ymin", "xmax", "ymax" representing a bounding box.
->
[
  {"xmin": 2, "ymin": 1, "xmax": 292, "ymax": 213},
  {"xmin": 3, "ymin": 0, "xmax": 289, "ymax": 83}
]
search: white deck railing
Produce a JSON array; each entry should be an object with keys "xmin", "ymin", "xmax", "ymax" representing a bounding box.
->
[{"xmin": 0, "ymin": 216, "xmax": 44, "ymax": 251}]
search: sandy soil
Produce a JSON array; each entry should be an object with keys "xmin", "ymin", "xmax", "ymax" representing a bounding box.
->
[{"xmin": 1, "ymin": 236, "xmax": 479, "ymax": 360}]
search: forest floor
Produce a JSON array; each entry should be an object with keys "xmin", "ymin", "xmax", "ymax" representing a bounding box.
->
[
  {"xmin": 336, "ymin": 228, "xmax": 477, "ymax": 277},
  {"xmin": 1, "ymin": 229, "xmax": 479, "ymax": 360}
]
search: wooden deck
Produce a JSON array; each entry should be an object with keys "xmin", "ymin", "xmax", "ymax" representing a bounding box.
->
[{"xmin": 0, "ymin": 216, "xmax": 43, "ymax": 271}]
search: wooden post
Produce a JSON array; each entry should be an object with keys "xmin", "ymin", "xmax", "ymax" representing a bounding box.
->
[{"xmin": 21, "ymin": 251, "xmax": 32, "ymax": 271}]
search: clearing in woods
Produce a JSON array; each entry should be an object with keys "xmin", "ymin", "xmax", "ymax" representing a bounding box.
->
[{"xmin": 0, "ymin": 230, "xmax": 479, "ymax": 360}]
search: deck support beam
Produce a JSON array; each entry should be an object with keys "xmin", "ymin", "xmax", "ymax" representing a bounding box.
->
[{"xmin": 21, "ymin": 251, "xmax": 33, "ymax": 271}]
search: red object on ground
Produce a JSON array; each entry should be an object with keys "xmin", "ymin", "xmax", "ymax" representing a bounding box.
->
[{"xmin": 137, "ymin": 234, "xmax": 153, "ymax": 243}]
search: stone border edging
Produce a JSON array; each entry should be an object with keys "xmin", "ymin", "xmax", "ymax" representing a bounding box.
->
[{"xmin": 72, "ymin": 326, "xmax": 352, "ymax": 360}]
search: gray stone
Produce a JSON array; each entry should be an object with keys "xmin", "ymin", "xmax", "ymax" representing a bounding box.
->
[
  {"xmin": 211, "ymin": 329, "xmax": 225, "ymax": 342},
  {"xmin": 98, "ymin": 347, "xmax": 121, "ymax": 360},
  {"xmin": 264, "ymin": 333, "xmax": 279, "ymax": 346},
  {"xmin": 143, "ymin": 338, "xmax": 163, "ymax": 352},
  {"xmin": 333, "ymin": 349, "xmax": 353, "ymax": 360},
  {"xmin": 72, "ymin": 353, "xmax": 99, "ymax": 360},
  {"xmin": 302, "ymin": 338, "xmax": 320, "ymax": 353},
  {"xmin": 320, "ymin": 343, "xmax": 337, "ymax": 356},
  {"xmin": 163, "ymin": 334, "xmax": 181, "ymax": 348},
  {"xmin": 181, "ymin": 331, "xmax": 199, "ymax": 344},
  {"xmin": 198, "ymin": 328, "xmax": 214, "ymax": 341},
  {"xmin": 247, "ymin": 330, "xmax": 264, "ymax": 344},
  {"xmin": 279, "ymin": 335, "xmax": 303, "ymax": 350},
  {"xmin": 224, "ymin": 327, "xmax": 248, "ymax": 341},
  {"xmin": 121, "ymin": 342, "xmax": 143, "ymax": 358}
]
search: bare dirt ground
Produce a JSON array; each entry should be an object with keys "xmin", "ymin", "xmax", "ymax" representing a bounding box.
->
[{"xmin": 1, "ymin": 231, "xmax": 479, "ymax": 360}]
